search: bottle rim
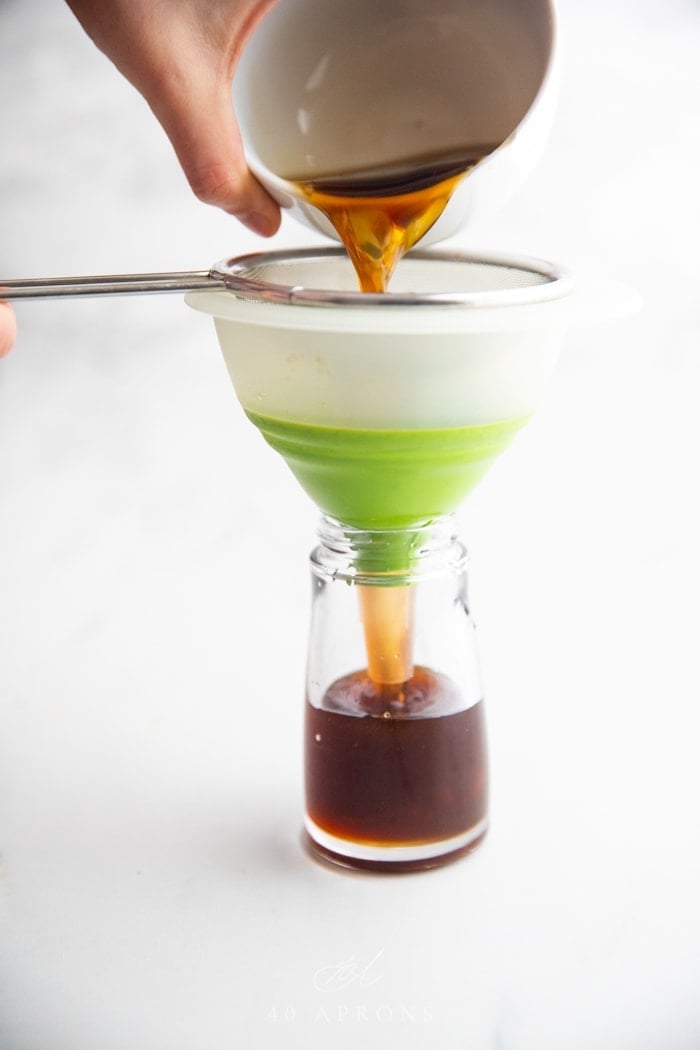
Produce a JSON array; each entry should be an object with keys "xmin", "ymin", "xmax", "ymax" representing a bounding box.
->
[{"xmin": 310, "ymin": 514, "xmax": 468, "ymax": 584}]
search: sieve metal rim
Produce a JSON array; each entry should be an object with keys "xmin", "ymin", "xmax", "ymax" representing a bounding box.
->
[{"xmin": 211, "ymin": 246, "xmax": 574, "ymax": 309}]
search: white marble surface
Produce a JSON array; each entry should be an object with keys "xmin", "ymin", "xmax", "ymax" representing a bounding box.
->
[{"xmin": 1, "ymin": 1, "xmax": 700, "ymax": 1047}]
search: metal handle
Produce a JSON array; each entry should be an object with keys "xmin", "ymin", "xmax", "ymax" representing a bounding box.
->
[{"xmin": 0, "ymin": 270, "xmax": 224, "ymax": 301}]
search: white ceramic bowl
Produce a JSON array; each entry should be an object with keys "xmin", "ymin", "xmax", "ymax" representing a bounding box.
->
[{"xmin": 234, "ymin": 0, "xmax": 557, "ymax": 242}]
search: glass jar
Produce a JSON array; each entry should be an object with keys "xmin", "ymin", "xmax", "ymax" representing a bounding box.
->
[{"xmin": 304, "ymin": 514, "xmax": 488, "ymax": 872}]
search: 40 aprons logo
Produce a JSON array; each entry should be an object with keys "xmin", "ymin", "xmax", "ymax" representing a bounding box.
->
[
  {"xmin": 313, "ymin": 948, "xmax": 385, "ymax": 992},
  {"xmin": 266, "ymin": 948, "xmax": 434, "ymax": 1026}
]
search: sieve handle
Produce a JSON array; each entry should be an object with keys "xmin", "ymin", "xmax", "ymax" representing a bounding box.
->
[{"xmin": 0, "ymin": 270, "xmax": 224, "ymax": 301}]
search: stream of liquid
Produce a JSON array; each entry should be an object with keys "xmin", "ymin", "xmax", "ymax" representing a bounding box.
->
[
  {"xmin": 293, "ymin": 145, "xmax": 501, "ymax": 687},
  {"xmin": 294, "ymin": 145, "xmax": 497, "ymax": 292}
]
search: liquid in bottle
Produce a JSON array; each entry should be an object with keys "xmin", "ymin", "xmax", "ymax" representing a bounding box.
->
[{"xmin": 305, "ymin": 666, "xmax": 488, "ymax": 872}]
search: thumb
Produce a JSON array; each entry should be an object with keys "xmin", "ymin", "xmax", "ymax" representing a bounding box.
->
[
  {"xmin": 0, "ymin": 303, "xmax": 17, "ymax": 358},
  {"xmin": 149, "ymin": 69, "xmax": 281, "ymax": 237}
]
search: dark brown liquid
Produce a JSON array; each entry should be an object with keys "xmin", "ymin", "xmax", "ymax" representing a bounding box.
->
[
  {"xmin": 294, "ymin": 146, "xmax": 497, "ymax": 292},
  {"xmin": 305, "ymin": 666, "xmax": 487, "ymax": 870}
]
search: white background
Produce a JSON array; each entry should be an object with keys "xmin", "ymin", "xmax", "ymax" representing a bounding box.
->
[{"xmin": 1, "ymin": 1, "xmax": 699, "ymax": 1047}]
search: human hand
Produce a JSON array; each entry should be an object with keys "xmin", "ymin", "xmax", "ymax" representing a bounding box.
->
[
  {"xmin": 0, "ymin": 303, "xmax": 17, "ymax": 357},
  {"xmin": 65, "ymin": 0, "xmax": 281, "ymax": 236}
]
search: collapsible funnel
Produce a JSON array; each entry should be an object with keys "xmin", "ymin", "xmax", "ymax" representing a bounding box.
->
[{"xmin": 187, "ymin": 247, "xmax": 573, "ymax": 544}]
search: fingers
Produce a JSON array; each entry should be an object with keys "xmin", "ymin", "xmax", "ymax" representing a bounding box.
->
[
  {"xmin": 180, "ymin": 124, "xmax": 282, "ymax": 237},
  {"xmin": 64, "ymin": 0, "xmax": 283, "ymax": 235},
  {"xmin": 0, "ymin": 302, "xmax": 17, "ymax": 357},
  {"xmin": 148, "ymin": 63, "xmax": 281, "ymax": 236}
]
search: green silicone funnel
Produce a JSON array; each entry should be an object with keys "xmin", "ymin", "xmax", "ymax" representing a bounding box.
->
[{"xmin": 187, "ymin": 247, "xmax": 573, "ymax": 540}]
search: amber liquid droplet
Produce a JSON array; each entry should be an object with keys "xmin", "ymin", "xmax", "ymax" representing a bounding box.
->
[{"xmin": 294, "ymin": 147, "xmax": 497, "ymax": 292}]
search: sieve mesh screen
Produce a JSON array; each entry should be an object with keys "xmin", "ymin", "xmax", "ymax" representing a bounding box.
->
[
  {"xmin": 229, "ymin": 254, "xmax": 549, "ymax": 293},
  {"xmin": 214, "ymin": 248, "xmax": 565, "ymax": 309}
]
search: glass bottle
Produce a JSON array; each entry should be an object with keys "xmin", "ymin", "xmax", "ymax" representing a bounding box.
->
[{"xmin": 304, "ymin": 514, "xmax": 488, "ymax": 872}]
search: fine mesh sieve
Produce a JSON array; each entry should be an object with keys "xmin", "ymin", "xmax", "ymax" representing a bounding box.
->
[
  {"xmin": 209, "ymin": 248, "xmax": 569, "ymax": 308},
  {"xmin": 0, "ymin": 248, "xmax": 571, "ymax": 307}
]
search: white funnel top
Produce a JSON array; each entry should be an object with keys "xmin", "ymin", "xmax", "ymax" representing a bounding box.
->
[{"xmin": 187, "ymin": 249, "xmax": 573, "ymax": 430}]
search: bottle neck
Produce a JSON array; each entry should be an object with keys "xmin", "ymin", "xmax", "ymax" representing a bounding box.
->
[{"xmin": 311, "ymin": 514, "xmax": 467, "ymax": 584}]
